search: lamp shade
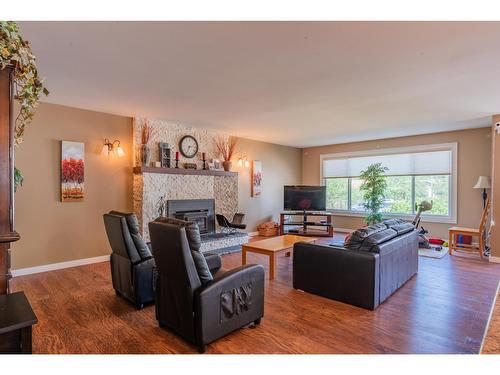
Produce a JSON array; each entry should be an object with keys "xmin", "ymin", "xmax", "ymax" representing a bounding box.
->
[
  {"xmin": 473, "ymin": 176, "xmax": 491, "ymax": 189},
  {"xmin": 101, "ymin": 144, "xmax": 110, "ymax": 156},
  {"xmin": 115, "ymin": 146, "xmax": 125, "ymax": 158}
]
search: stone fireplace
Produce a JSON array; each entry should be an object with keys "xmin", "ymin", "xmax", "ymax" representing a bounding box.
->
[
  {"xmin": 132, "ymin": 117, "xmax": 249, "ymax": 252},
  {"xmin": 133, "ymin": 171, "xmax": 238, "ymax": 242}
]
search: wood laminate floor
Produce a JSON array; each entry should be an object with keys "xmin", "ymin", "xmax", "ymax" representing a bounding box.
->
[
  {"xmin": 481, "ymin": 284, "xmax": 500, "ymax": 353},
  {"xmin": 11, "ymin": 235, "xmax": 500, "ymax": 354}
]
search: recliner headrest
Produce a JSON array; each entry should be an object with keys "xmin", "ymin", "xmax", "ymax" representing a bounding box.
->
[{"xmin": 154, "ymin": 217, "xmax": 202, "ymax": 252}]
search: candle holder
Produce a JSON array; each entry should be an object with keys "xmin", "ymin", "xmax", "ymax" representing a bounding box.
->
[
  {"xmin": 202, "ymin": 153, "xmax": 207, "ymax": 170},
  {"xmin": 175, "ymin": 152, "xmax": 180, "ymax": 168}
]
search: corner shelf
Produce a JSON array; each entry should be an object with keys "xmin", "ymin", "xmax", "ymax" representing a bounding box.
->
[{"xmin": 133, "ymin": 166, "xmax": 238, "ymax": 177}]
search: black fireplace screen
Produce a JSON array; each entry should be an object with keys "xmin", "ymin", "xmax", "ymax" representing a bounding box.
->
[
  {"xmin": 174, "ymin": 210, "xmax": 209, "ymax": 233},
  {"xmin": 167, "ymin": 199, "xmax": 216, "ymax": 234}
]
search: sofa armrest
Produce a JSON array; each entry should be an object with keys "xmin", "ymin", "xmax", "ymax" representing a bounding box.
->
[
  {"xmin": 132, "ymin": 257, "xmax": 156, "ymax": 305},
  {"xmin": 293, "ymin": 242, "xmax": 380, "ymax": 310},
  {"xmin": 194, "ymin": 264, "xmax": 265, "ymax": 346}
]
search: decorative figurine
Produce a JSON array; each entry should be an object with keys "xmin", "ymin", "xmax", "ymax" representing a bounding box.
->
[
  {"xmin": 159, "ymin": 142, "xmax": 171, "ymax": 168},
  {"xmin": 156, "ymin": 195, "xmax": 167, "ymax": 218}
]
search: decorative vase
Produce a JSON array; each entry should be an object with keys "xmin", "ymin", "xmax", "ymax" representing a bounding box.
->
[
  {"xmin": 222, "ymin": 160, "xmax": 232, "ymax": 171},
  {"xmin": 141, "ymin": 144, "xmax": 151, "ymax": 167}
]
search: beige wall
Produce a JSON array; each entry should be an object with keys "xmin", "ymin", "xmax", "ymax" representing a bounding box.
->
[
  {"xmin": 302, "ymin": 128, "xmax": 492, "ymax": 239},
  {"xmin": 132, "ymin": 117, "xmax": 302, "ymax": 234},
  {"xmin": 12, "ymin": 102, "xmax": 133, "ymax": 270},
  {"xmin": 491, "ymin": 116, "xmax": 500, "ymax": 258},
  {"xmin": 12, "ymin": 104, "xmax": 301, "ymax": 269},
  {"xmin": 236, "ymin": 138, "xmax": 302, "ymax": 231},
  {"xmin": 16, "ymin": 101, "xmax": 490, "ymax": 265}
]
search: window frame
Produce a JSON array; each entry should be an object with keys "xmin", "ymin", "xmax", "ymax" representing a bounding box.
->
[{"xmin": 320, "ymin": 143, "xmax": 458, "ymax": 224}]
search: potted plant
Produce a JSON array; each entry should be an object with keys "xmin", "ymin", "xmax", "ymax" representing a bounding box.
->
[
  {"xmin": 213, "ymin": 136, "xmax": 238, "ymax": 171},
  {"xmin": 359, "ymin": 162, "xmax": 388, "ymax": 225},
  {"xmin": 0, "ymin": 21, "xmax": 49, "ymax": 191},
  {"xmin": 140, "ymin": 122, "xmax": 152, "ymax": 166}
]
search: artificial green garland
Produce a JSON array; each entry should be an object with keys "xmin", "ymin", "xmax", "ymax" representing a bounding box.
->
[{"xmin": 0, "ymin": 21, "xmax": 49, "ymax": 191}]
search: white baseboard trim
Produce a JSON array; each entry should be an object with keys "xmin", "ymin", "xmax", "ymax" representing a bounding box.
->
[
  {"xmin": 11, "ymin": 255, "xmax": 110, "ymax": 277},
  {"xmin": 489, "ymin": 256, "xmax": 500, "ymax": 264}
]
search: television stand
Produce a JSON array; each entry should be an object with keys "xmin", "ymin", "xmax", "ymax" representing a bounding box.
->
[{"xmin": 279, "ymin": 211, "xmax": 333, "ymax": 237}]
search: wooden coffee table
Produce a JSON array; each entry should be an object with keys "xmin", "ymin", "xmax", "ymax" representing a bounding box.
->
[{"xmin": 242, "ymin": 235, "xmax": 316, "ymax": 280}]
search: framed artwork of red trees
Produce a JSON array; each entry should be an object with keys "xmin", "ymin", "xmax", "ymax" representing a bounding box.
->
[
  {"xmin": 251, "ymin": 160, "xmax": 262, "ymax": 197},
  {"xmin": 61, "ymin": 141, "xmax": 85, "ymax": 202}
]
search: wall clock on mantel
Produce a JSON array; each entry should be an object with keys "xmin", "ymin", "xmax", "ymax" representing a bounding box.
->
[{"xmin": 179, "ymin": 135, "xmax": 199, "ymax": 158}]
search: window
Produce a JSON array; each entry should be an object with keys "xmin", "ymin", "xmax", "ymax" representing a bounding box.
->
[{"xmin": 320, "ymin": 144, "xmax": 457, "ymax": 223}]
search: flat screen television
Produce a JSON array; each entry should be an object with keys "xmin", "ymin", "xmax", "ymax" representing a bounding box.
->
[{"xmin": 284, "ymin": 185, "xmax": 326, "ymax": 211}]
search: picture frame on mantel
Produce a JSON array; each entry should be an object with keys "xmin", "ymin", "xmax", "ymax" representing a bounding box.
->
[{"xmin": 251, "ymin": 160, "xmax": 262, "ymax": 197}]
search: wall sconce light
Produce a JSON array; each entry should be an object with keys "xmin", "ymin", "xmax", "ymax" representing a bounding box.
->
[
  {"xmin": 102, "ymin": 139, "xmax": 125, "ymax": 158},
  {"xmin": 237, "ymin": 155, "xmax": 250, "ymax": 168}
]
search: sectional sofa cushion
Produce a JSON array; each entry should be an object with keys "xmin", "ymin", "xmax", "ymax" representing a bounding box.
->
[
  {"xmin": 357, "ymin": 228, "xmax": 398, "ymax": 252},
  {"xmin": 345, "ymin": 219, "xmax": 414, "ymax": 252},
  {"xmin": 344, "ymin": 222, "xmax": 387, "ymax": 251},
  {"xmin": 383, "ymin": 219, "xmax": 415, "ymax": 235}
]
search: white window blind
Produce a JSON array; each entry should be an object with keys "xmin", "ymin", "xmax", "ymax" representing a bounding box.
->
[{"xmin": 323, "ymin": 150, "xmax": 452, "ymax": 178}]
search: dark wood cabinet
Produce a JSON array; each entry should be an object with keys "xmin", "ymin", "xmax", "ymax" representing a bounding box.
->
[
  {"xmin": 0, "ymin": 292, "xmax": 37, "ymax": 353},
  {"xmin": 0, "ymin": 67, "xmax": 36, "ymax": 354},
  {"xmin": 0, "ymin": 66, "xmax": 19, "ymax": 294}
]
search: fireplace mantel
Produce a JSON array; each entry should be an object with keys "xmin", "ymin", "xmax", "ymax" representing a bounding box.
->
[{"xmin": 133, "ymin": 166, "xmax": 237, "ymax": 177}]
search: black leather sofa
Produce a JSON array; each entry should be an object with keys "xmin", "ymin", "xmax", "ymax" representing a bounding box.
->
[
  {"xmin": 293, "ymin": 219, "xmax": 418, "ymax": 310},
  {"xmin": 149, "ymin": 218, "xmax": 265, "ymax": 353}
]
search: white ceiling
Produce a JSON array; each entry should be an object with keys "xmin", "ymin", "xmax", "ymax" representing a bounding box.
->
[{"xmin": 19, "ymin": 21, "xmax": 499, "ymax": 148}]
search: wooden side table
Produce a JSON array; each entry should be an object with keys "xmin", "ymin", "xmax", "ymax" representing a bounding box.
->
[
  {"xmin": 242, "ymin": 235, "xmax": 316, "ymax": 280},
  {"xmin": 0, "ymin": 291, "xmax": 37, "ymax": 354}
]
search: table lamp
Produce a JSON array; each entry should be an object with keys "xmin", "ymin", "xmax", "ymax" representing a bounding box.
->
[{"xmin": 473, "ymin": 176, "xmax": 491, "ymax": 208}]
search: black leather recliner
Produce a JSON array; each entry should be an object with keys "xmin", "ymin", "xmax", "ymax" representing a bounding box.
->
[
  {"xmin": 103, "ymin": 211, "xmax": 156, "ymax": 309},
  {"xmin": 148, "ymin": 220, "xmax": 265, "ymax": 353}
]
